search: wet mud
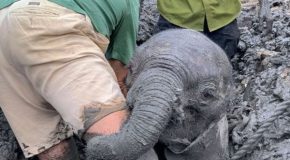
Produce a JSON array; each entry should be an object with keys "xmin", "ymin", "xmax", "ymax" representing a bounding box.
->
[
  {"xmin": 0, "ymin": 110, "xmax": 19, "ymax": 160},
  {"xmin": 1, "ymin": 0, "xmax": 290, "ymax": 159},
  {"xmin": 230, "ymin": 0, "xmax": 290, "ymax": 159}
]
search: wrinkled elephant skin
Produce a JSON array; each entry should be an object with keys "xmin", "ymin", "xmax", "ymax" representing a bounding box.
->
[{"xmin": 86, "ymin": 29, "xmax": 233, "ymax": 160}]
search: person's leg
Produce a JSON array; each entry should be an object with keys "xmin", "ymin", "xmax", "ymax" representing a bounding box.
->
[
  {"xmin": 155, "ymin": 15, "xmax": 181, "ymax": 33},
  {"xmin": 204, "ymin": 19, "xmax": 240, "ymax": 59}
]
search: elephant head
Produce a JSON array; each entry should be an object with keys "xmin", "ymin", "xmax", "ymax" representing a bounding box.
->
[{"xmin": 86, "ymin": 29, "xmax": 233, "ymax": 160}]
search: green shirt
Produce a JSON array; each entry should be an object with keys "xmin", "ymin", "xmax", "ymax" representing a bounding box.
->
[
  {"xmin": 0, "ymin": 0, "xmax": 139, "ymax": 64},
  {"xmin": 157, "ymin": 0, "xmax": 241, "ymax": 32},
  {"xmin": 0, "ymin": 0, "xmax": 16, "ymax": 9}
]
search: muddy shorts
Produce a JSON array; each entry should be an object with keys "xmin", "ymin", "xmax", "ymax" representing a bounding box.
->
[{"xmin": 0, "ymin": 0, "xmax": 126, "ymax": 158}]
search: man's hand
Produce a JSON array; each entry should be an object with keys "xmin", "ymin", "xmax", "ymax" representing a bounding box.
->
[{"xmin": 109, "ymin": 59, "xmax": 128, "ymax": 97}]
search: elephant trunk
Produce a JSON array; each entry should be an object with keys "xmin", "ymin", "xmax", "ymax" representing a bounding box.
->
[{"xmin": 86, "ymin": 69, "xmax": 182, "ymax": 160}]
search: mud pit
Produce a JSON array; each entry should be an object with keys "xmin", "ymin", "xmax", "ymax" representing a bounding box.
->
[
  {"xmin": 1, "ymin": 0, "xmax": 290, "ymax": 159},
  {"xmin": 230, "ymin": 0, "xmax": 290, "ymax": 159}
]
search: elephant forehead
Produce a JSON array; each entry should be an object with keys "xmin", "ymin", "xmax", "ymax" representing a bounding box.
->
[{"xmin": 134, "ymin": 30, "xmax": 229, "ymax": 65}]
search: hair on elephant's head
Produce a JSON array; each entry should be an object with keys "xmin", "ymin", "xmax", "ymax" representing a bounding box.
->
[{"xmin": 86, "ymin": 29, "xmax": 233, "ymax": 160}]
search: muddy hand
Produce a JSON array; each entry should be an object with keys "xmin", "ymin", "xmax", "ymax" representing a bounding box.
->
[{"xmin": 109, "ymin": 59, "xmax": 128, "ymax": 97}]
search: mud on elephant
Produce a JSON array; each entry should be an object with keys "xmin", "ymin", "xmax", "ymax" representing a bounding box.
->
[{"xmin": 86, "ymin": 29, "xmax": 233, "ymax": 160}]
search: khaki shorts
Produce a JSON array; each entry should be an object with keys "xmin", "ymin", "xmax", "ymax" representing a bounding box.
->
[{"xmin": 0, "ymin": 0, "xmax": 126, "ymax": 158}]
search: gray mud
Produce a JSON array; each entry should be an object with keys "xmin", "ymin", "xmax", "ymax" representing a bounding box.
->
[
  {"xmin": 230, "ymin": 0, "xmax": 290, "ymax": 159},
  {"xmin": 1, "ymin": 0, "xmax": 290, "ymax": 159},
  {"xmin": 0, "ymin": 109, "xmax": 20, "ymax": 160},
  {"xmin": 138, "ymin": 0, "xmax": 159, "ymax": 44}
]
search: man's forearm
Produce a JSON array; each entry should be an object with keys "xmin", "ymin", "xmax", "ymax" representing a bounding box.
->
[{"xmin": 86, "ymin": 110, "xmax": 128, "ymax": 136}]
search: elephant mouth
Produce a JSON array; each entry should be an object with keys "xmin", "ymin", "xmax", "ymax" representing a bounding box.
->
[{"xmin": 166, "ymin": 115, "xmax": 227, "ymax": 154}]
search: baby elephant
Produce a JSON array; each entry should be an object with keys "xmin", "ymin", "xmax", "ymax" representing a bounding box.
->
[{"xmin": 86, "ymin": 29, "xmax": 233, "ymax": 160}]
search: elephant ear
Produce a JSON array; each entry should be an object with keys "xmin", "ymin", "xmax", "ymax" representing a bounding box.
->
[{"xmin": 197, "ymin": 81, "xmax": 227, "ymax": 118}]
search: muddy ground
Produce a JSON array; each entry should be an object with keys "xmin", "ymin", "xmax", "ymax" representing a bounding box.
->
[
  {"xmin": 230, "ymin": 0, "xmax": 290, "ymax": 159},
  {"xmin": 1, "ymin": 0, "xmax": 290, "ymax": 159}
]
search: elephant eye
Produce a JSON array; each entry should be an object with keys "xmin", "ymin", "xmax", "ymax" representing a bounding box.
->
[
  {"xmin": 185, "ymin": 105, "xmax": 199, "ymax": 114},
  {"xmin": 202, "ymin": 91, "xmax": 214, "ymax": 98},
  {"xmin": 199, "ymin": 82, "xmax": 217, "ymax": 98}
]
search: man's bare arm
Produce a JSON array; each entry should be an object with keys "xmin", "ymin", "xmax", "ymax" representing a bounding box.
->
[{"xmin": 37, "ymin": 110, "xmax": 128, "ymax": 160}]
